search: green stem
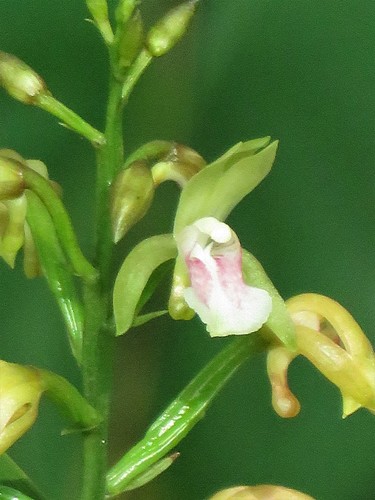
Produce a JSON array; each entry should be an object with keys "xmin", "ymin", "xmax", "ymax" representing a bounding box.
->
[
  {"xmin": 95, "ymin": 77, "xmax": 124, "ymax": 284},
  {"xmin": 121, "ymin": 49, "xmax": 153, "ymax": 103},
  {"xmin": 81, "ymin": 282, "xmax": 112, "ymax": 500},
  {"xmin": 36, "ymin": 93, "xmax": 105, "ymax": 146},
  {"xmin": 106, "ymin": 332, "xmax": 268, "ymax": 497},
  {"xmin": 40, "ymin": 369, "xmax": 100, "ymax": 431},
  {"xmin": 81, "ymin": 72, "xmax": 124, "ymax": 500}
]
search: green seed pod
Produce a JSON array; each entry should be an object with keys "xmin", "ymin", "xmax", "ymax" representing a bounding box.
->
[
  {"xmin": 146, "ymin": 1, "xmax": 198, "ymax": 57},
  {"xmin": 0, "ymin": 51, "xmax": 47, "ymax": 104},
  {"xmin": 110, "ymin": 161, "xmax": 155, "ymax": 243}
]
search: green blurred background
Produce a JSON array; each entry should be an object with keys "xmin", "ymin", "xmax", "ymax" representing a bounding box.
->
[{"xmin": 1, "ymin": 1, "xmax": 375, "ymax": 499}]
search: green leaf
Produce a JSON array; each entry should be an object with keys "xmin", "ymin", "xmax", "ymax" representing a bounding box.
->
[
  {"xmin": 0, "ymin": 455, "xmax": 44, "ymax": 500},
  {"xmin": 106, "ymin": 333, "xmax": 268, "ymax": 496},
  {"xmin": 113, "ymin": 234, "xmax": 177, "ymax": 335},
  {"xmin": 242, "ymin": 250, "xmax": 296, "ymax": 350},
  {"xmin": 174, "ymin": 137, "xmax": 276, "ymax": 233}
]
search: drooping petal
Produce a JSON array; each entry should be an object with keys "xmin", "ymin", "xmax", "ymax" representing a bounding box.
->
[
  {"xmin": 113, "ymin": 234, "xmax": 177, "ymax": 335},
  {"xmin": 177, "ymin": 217, "xmax": 272, "ymax": 337}
]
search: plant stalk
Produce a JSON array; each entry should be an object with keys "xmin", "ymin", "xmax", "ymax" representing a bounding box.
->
[{"xmin": 80, "ymin": 74, "xmax": 124, "ymax": 499}]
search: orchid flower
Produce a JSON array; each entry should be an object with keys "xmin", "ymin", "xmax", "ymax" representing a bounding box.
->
[
  {"xmin": 266, "ymin": 294, "xmax": 375, "ymax": 418},
  {"xmin": 209, "ymin": 484, "xmax": 315, "ymax": 500},
  {"xmin": 113, "ymin": 138, "xmax": 295, "ymax": 348},
  {"xmin": 0, "ymin": 360, "xmax": 43, "ymax": 455},
  {"xmin": 176, "ymin": 217, "xmax": 272, "ymax": 337}
]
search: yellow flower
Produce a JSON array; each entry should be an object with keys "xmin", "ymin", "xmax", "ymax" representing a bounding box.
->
[
  {"xmin": 267, "ymin": 293, "xmax": 375, "ymax": 418},
  {"xmin": 0, "ymin": 360, "xmax": 44, "ymax": 455},
  {"xmin": 209, "ymin": 485, "xmax": 315, "ymax": 499}
]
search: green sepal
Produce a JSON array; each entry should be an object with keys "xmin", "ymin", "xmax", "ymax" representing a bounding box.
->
[
  {"xmin": 0, "ymin": 455, "xmax": 44, "ymax": 500},
  {"xmin": 242, "ymin": 249, "xmax": 296, "ymax": 350},
  {"xmin": 174, "ymin": 137, "xmax": 277, "ymax": 234},
  {"xmin": 113, "ymin": 234, "xmax": 177, "ymax": 335}
]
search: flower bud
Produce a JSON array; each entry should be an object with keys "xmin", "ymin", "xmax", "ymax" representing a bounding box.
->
[
  {"xmin": 0, "ymin": 360, "xmax": 43, "ymax": 455},
  {"xmin": 209, "ymin": 485, "xmax": 315, "ymax": 500},
  {"xmin": 116, "ymin": 11, "xmax": 144, "ymax": 72},
  {"xmin": 0, "ymin": 51, "xmax": 47, "ymax": 104},
  {"xmin": 110, "ymin": 161, "xmax": 155, "ymax": 243},
  {"xmin": 0, "ymin": 156, "xmax": 25, "ymax": 201},
  {"xmin": 146, "ymin": 1, "xmax": 198, "ymax": 57},
  {"xmin": 115, "ymin": 0, "xmax": 138, "ymax": 26},
  {"xmin": 86, "ymin": 0, "xmax": 114, "ymax": 44}
]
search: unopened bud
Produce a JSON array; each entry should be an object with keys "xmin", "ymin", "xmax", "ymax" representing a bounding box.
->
[
  {"xmin": 86, "ymin": 0, "xmax": 114, "ymax": 45},
  {"xmin": 110, "ymin": 161, "xmax": 155, "ymax": 243},
  {"xmin": 152, "ymin": 143, "xmax": 206, "ymax": 187},
  {"xmin": 209, "ymin": 485, "xmax": 315, "ymax": 500},
  {"xmin": 0, "ymin": 148, "xmax": 25, "ymax": 163},
  {"xmin": 146, "ymin": 1, "xmax": 198, "ymax": 57},
  {"xmin": 115, "ymin": 0, "xmax": 138, "ymax": 26},
  {"xmin": 117, "ymin": 11, "xmax": 144, "ymax": 72},
  {"xmin": 0, "ymin": 360, "xmax": 43, "ymax": 455},
  {"xmin": 0, "ymin": 51, "xmax": 47, "ymax": 104},
  {"xmin": 0, "ymin": 156, "xmax": 25, "ymax": 201}
]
